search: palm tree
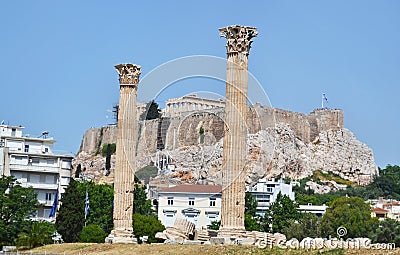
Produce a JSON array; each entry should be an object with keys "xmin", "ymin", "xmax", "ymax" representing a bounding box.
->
[{"xmin": 16, "ymin": 221, "xmax": 55, "ymax": 249}]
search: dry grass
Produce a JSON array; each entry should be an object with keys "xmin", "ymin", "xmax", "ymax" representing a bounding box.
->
[{"xmin": 26, "ymin": 243, "xmax": 400, "ymax": 255}]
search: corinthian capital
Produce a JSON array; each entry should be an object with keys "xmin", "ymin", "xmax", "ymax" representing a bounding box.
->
[
  {"xmin": 115, "ymin": 64, "xmax": 141, "ymax": 85},
  {"xmin": 219, "ymin": 25, "xmax": 258, "ymax": 55}
]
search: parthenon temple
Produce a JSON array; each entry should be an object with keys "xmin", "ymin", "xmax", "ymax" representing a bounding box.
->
[{"xmin": 164, "ymin": 94, "xmax": 225, "ymax": 117}]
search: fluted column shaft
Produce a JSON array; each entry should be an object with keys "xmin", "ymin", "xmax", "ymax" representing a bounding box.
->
[
  {"xmin": 112, "ymin": 63, "xmax": 141, "ymax": 242},
  {"xmin": 219, "ymin": 25, "xmax": 257, "ymax": 232}
]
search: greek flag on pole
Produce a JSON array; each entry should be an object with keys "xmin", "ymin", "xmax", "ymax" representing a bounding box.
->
[
  {"xmin": 85, "ymin": 188, "xmax": 90, "ymax": 218},
  {"xmin": 323, "ymin": 93, "xmax": 328, "ymax": 103},
  {"xmin": 49, "ymin": 188, "xmax": 58, "ymax": 217}
]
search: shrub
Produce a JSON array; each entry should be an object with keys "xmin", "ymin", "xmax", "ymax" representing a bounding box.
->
[
  {"xmin": 132, "ymin": 213, "xmax": 165, "ymax": 243},
  {"xmin": 79, "ymin": 224, "xmax": 107, "ymax": 243}
]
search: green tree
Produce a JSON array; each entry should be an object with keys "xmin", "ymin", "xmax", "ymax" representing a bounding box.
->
[
  {"xmin": 320, "ymin": 196, "xmax": 378, "ymax": 238},
  {"xmin": 0, "ymin": 176, "xmax": 38, "ymax": 246},
  {"xmin": 208, "ymin": 220, "xmax": 220, "ymax": 230},
  {"xmin": 244, "ymin": 192, "xmax": 262, "ymax": 231},
  {"xmin": 15, "ymin": 221, "xmax": 55, "ymax": 249},
  {"xmin": 77, "ymin": 181, "xmax": 114, "ymax": 235},
  {"xmin": 75, "ymin": 164, "xmax": 82, "ymax": 178},
  {"xmin": 140, "ymin": 100, "xmax": 161, "ymax": 120},
  {"xmin": 282, "ymin": 213, "xmax": 321, "ymax": 240},
  {"xmin": 79, "ymin": 224, "xmax": 107, "ymax": 243},
  {"xmin": 101, "ymin": 143, "xmax": 116, "ymax": 157},
  {"xmin": 133, "ymin": 184, "xmax": 153, "ymax": 215},
  {"xmin": 103, "ymin": 144, "xmax": 116, "ymax": 171},
  {"xmin": 132, "ymin": 213, "xmax": 165, "ymax": 243},
  {"xmin": 263, "ymin": 192, "xmax": 301, "ymax": 233},
  {"xmin": 199, "ymin": 126, "xmax": 205, "ymax": 144},
  {"xmin": 372, "ymin": 218, "xmax": 400, "ymax": 246},
  {"xmin": 135, "ymin": 166, "xmax": 158, "ymax": 185},
  {"xmin": 55, "ymin": 179, "xmax": 85, "ymax": 242}
]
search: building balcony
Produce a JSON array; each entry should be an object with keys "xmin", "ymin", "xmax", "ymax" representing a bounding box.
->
[
  {"xmin": 31, "ymin": 217, "xmax": 54, "ymax": 223},
  {"xmin": 10, "ymin": 164, "xmax": 60, "ymax": 173},
  {"xmin": 257, "ymin": 202, "xmax": 271, "ymax": 207},
  {"xmin": 19, "ymin": 182, "xmax": 58, "ymax": 190},
  {"xmin": 38, "ymin": 199, "xmax": 54, "ymax": 206}
]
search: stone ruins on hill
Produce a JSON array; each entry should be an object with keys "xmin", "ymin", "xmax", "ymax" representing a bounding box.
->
[{"xmin": 73, "ymin": 103, "xmax": 378, "ymax": 187}]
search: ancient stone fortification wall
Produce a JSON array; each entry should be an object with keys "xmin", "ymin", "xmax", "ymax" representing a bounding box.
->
[
  {"xmin": 79, "ymin": 125, "xmax": 118, "ymax": 155},
  {"xmin": 78, "ymin": 106, "xmax": 344, "ymax": 156},
  {"xmin": 75, "ymin": 106, "xmax": 376, "ymax": 185}
]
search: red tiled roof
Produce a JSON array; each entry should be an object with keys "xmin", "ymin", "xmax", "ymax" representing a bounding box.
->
[
  {"xmin": 373, "ymin": 207, "xmax": 389, "ymax": 213},
  {"xmin": 159, "ymin": 184, "xmax": 222, "ymax": 194},
  {"xmin": 383, "ymin": 201, "xmax": 400, "ymax": 207}
]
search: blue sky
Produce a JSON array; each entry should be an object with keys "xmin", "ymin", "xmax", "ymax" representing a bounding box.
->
[{"xmin": 0, "ymin": 1, "xmax": 399, "ymax": 167}]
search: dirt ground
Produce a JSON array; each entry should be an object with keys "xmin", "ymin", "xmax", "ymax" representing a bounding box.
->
[{"xmin": 26, "ymin": 243, "xmax": 400, "ymax": 255}]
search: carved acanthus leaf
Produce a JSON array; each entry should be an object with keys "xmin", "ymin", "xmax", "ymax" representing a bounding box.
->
[
  {"xmin": 115, "ymin": 64, "xmax": 141, "ymax": 85},
  {"xmin": 219, "ymin": 25, "xmax": 258, "ymax": 55}
]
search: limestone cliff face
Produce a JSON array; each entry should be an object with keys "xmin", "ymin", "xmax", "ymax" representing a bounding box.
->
[{"xmin": 73, "ymin": 106, "xmax": 377, "ymax": 185}]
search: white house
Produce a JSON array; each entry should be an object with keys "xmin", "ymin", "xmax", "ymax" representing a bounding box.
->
[
  {"xmin": 157, "ymin": 184, "xmax": 222, "ymax": 229},
  {"xmin": 0, "ymin": 124, "xmax": 73, "ymax": 221},
  {"xmin": 298, "ymin": 204, "xmax": 328, "ymax": 217},
  {"xmin": 246, "ymin": 178, "xmax": 296, "ymax": 216}
]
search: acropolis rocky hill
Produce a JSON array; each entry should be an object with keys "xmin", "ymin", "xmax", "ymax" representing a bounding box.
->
[{"xmin": 74, "ymin": 103, "xmax": 378, "ymax": 186}]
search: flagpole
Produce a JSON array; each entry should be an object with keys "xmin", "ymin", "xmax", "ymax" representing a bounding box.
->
[{"xmin": 85, "ymin": 185, "xmax": 88, "ymax": 227}]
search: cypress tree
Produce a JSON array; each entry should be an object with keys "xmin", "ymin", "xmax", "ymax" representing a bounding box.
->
[{"xmin": 55, "ymin": 179, "xmax": 85, "ymax": 242}]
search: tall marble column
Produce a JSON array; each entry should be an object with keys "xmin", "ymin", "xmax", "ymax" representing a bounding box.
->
[
  {"xmin": 108, "ymin": 63, "xmax": 141, "ymax": 244},
  {"xmin": 218, "ymin": 25, "xmax": 258, "ymax": 235}
]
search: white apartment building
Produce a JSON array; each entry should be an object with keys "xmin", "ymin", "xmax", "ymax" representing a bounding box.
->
[
  {"xmin": 298, "ymin": 204, "xmax": 328, "ymax": 217},
  {"xmin": 246, "ymin": 178, "xmax": 296, "ymax": 216},
  {"xmin": 0, "ymin": 124, "xmax": 73, "ymax": 221},
  {"xmin": 157, "ymin": 185, "xmax": 222, "ymax": 229}
]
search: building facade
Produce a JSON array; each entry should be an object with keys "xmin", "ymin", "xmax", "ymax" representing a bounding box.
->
[
  {"xmin": 157, "ymin": 185, "xmax": 222, "ymax": 229},
  {"xmin": 369, "ymin": 198, "xmax": 400, "ymax": 221},
  {"xmin": 298, "ymin": 204, "xmax": 328, "ymax": 217},
  {"xmin": 0, "ymin": 124, "xmax": 73, "ymax": 221},
  {"xmin": 246, "ymin": 178, "xmax": 296, "ymax": 216}
]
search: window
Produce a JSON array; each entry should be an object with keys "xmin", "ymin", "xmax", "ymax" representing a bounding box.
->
[
  {"xmin": 60, "ymin": 177, "xmax": 70, "ymax": 185},
  {"xmin": 189, "ymin": 197, "xmax": 195, "ymax": 206},
  {"xmin": 43, "ymin": 209, "xmax": 51, "ymax": 218},
  {"xmin": 14, "ymin": 156, "xmax": 24, "ymax": 161},
  {"xmin": 206, "ymin": 212, "xmax": 218, "ymax": 226},
  {"xmin": 163, "ymin": 210, "xmax": 176, "ymax": 227},
  {"xmin": 256, "ymin": 209, "xmax": 267, "ymax": 216},
  {"xmin": 24, "ymin": 145, "xmax": 29, "ymax": 152},
  {"xmin": 11, "ymin": 128, "xmax": 16, "ymax": 136},
  {"xmin": 45, "ymin": 193, "xmax": 52, "ymax": 201},
  {"xmin": 256, "ymin": 194, "xmax": 270, "ymax": 203},
  {"xmin": 44, "ymin": 147, "xmax": 49, "ymax": 153},
  {"xmin": 28, "ymin": 174, "xmax": 40, "ymax": 183},
  {"xmin": 167, "ymin": 197, "xmax": 174, "ymax": 205},
  {"xmin": 47, "ymin": 159, "xmax": 55, "ymax": 165},
  {"xmin": 210, "ymin": 197, "xmax": 216, "ymax": 207},
  {"xmin": 45, "ymin": 174, "xmax": 56, "ymax": 184}
]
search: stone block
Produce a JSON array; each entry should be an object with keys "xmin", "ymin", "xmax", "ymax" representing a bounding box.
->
[{"xmin": 210, "ymin": 237, "xmax": 226, "ymax": 245}]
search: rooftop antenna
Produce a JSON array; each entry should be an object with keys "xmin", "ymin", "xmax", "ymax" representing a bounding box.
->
[
  {"xmin": 38, "ymin": 131, "xmax": 49, "ymax": 138},
  {"xmin": 322, "ymin": 93, "xmax": 328, "ymax": 109}
]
